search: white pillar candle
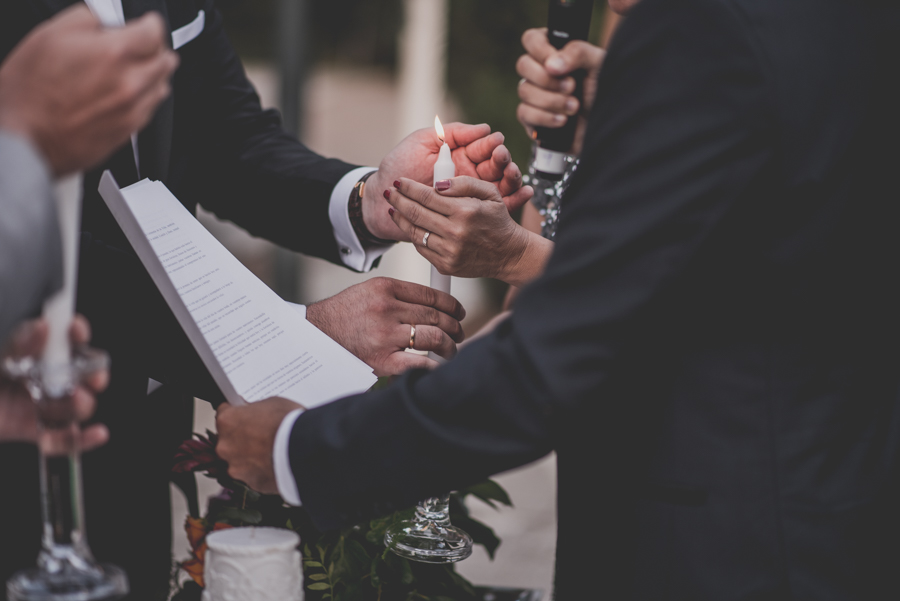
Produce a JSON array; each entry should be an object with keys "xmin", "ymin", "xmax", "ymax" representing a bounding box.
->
[
  {"xmin": 202, "ymin": 527, "xmax": 303, "ymax": 601},
  {"xmin": 42, "ymin": 173, "xmax": 83, "ymax": 397}
]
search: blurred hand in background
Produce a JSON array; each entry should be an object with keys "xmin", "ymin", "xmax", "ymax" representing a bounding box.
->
[
  {"xmin": 0, "ymin": 316, "xmax": 109, "ymax": 450},
  {"xmin": 0, "ymin": 5, "xmax": 178, "ymax": 176}
]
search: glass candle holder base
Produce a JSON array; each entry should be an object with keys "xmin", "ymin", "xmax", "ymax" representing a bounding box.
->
[
  {"xmin": 3, "ymin": 345, "xmax": 128, "ymax": 601},
  {"xmin": 7, "ymin": 563, "xmax": 128, "ymax": 601},
  {"xmin": 384, "ymin": 522, "xmax": 474, "ymax": 564},
  {"xmin": 384, "ymin": 495, "xmax": 473, "ymax": 564}
]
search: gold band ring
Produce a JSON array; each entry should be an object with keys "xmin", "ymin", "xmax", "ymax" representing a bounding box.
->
[{"xmin": 409, "ymin": 324, "xmax": 417, "ymax": 349}]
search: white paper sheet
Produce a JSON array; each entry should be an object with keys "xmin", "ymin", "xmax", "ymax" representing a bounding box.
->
[{"xmin": 99, "ymin": 172, "xmax": 377, "ymax": 407}]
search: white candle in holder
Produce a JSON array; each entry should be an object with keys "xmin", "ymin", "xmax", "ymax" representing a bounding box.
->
[
  {"xmin": 429, "ymin": 116, "xmax": 455, "ymax": 362},
  {"xmin": 202, "ymin": 527, "xmax": 303, "ymax": 601},
  {"xmin": 42, "ymin": 173, "xmax": 83, "ymax": 396},
  {"xmin": 430, "ymin": 115, "xmax": 454, "ymax": 296}
]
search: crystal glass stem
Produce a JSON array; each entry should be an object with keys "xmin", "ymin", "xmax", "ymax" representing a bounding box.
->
[{"xmin": 36, "ymin": 416, "xmax": 94, "ymax": 574}]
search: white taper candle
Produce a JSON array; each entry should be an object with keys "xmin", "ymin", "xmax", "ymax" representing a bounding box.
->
[
  {"xmin": 429, "ymin": 142, "xmax": 455, "ymax": 361},
  {"xmin": 42, "ymin": 173, "xmax": 83, "ymax": 396}
]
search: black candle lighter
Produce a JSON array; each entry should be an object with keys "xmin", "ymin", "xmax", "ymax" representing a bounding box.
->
[{"xmin": 532, "ymin": 0, "xmax": 595, "ymax": 180}]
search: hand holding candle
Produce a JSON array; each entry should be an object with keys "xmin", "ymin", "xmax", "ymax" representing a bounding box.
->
[{"xmin": 361, "ymin": 122, "xmax": 533, "ymax": 243}]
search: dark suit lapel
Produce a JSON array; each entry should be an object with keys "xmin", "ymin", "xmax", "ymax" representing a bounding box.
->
[
  {"xmin": 124, "ymin": 0, "xmax": 174, "ymax": 182},
  {"xmin": 28, "ymin": 0, "xmax": 79, "ymax": 22}
]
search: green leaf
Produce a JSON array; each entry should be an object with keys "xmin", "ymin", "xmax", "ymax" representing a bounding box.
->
[
  {"xmin": 304, "ymin": 561, "xmax": 324, "ymax": 568},
  {"xmin": 307, "ymin": 583, "xmax": 331, "ymax": 591},
  {"xmin": 399, "ymin": 557, "xmax": 415, "ymax": 585},
  {"xmin": 369, "ymin": 558, "xmax": 381, "ymax": 589},
  {"xmin": 459, "ymin": 480, "xmax": 513, "ymax": 509},
  {"xmin": 309, "ymin": 574, "xmax": 329, "ymax": 581},
  {"xmin": 448, "ymin": 569, "xmax": 477, "ymax": 596},
  {"xmin": 213, "ymin": 506, "xmax": 262, "ymax": 525},
  {"xmin": 448, "ymin": 512, "xmax": 501, "ymax": 559}
]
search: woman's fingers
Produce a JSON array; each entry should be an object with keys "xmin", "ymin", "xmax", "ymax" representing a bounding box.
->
[
  {"xmin": 521, "ymin": 28, "xmax": 556, "ymax": 66},
  {"xmin": 518, "ymin": 101, "xmax": 568, "ymax": 129},
  {"xmin": 517, "ymin": 54, "xmax": 576, "ymax": 93},
  {"xmin": 431, "ymin": 176, "xmax": 503, "ymax": 202},
  {"xmin": 386, "ymin": 190, "xmax": 449, "ymax": 245},
  {"xmin": 519, "ymin": 80, "xmax": 580, "ymax": 116}
]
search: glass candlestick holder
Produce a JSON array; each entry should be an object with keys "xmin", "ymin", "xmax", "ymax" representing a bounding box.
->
[
  {"xmin": 384, "ymin": 494, "xmax": 473, "ymax": 564},
  {"xmin": 3, "ymin": 347, "xmax": 129, "ymax": 601}
]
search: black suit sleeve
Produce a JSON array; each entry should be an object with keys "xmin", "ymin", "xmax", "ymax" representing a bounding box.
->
[
  {"xmin": 169, "ymin": 0, "xmax": 360, "ymax": 267},
  {"xmin": 288, "ymin": 0, "xmax": 776, "ymax": 530}
]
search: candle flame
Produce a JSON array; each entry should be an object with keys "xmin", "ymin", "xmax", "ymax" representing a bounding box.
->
[{"xmin": 434, "ymin": 115, "xmax": 445, "ymax": 143}]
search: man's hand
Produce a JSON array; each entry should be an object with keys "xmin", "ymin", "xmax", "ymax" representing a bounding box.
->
[
  {"xmin": 516, "ymin": 28, "xmax": 606, "ymax": 156},
  {"xmin": 306, "ymin": 277, "xmax": 466, "ymax": 375},
  {"xmin": 0, "ymin": 317, "xmax": 109, "ymax": 450},
  {"xmin": 362, "ymin": 123, "xmax": 533, "ymax": 241},
  {"xmin": 216, "ymin": 398, "xmax": 301, "ymax": 496},
  {"xmin": 0, "ymin": 5, "xmax": 178, "ymax": 176}
]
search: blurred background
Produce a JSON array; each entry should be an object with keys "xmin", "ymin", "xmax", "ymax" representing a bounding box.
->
[{"xmin": 174, "ymin": 0, "xmax": 617, "ymax": 595}]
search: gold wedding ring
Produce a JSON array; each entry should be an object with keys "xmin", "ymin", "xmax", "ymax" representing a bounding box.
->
[
  {"xmin": 422, "ymin": 231, "xmax": 430, "ymax": 248},
  {"xmin": 409, "ymin": 324, "xmax": 417, "ymax": 349}
]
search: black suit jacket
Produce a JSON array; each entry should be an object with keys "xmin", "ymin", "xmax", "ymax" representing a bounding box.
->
[
  {"xmin": 288, "ymin": 1, "xmax": 900, "ymax": 599},
  {"xmin": 0, "ymin": 2, "xmax": 359, "ymax": 598}
]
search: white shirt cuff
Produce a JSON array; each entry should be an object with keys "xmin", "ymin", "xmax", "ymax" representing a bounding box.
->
[
  {"xmin": 328, "ymin": 167, "xmax": 394, "ymax": 272},
  {"xmin": 273, "ymin": 408, "xmax": 305, "ymax": 506}
]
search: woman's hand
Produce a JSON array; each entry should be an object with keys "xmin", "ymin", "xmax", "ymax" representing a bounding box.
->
[
  {"xmin": 385, "ymin": 177, "xmax": 553, "ymax": 288},
  {"xmin": 516, "ymin": 28, "xmax": 606, "ymax": 156}
]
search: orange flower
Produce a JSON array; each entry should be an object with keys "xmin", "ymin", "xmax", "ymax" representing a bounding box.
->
[
  {"xmin": 180, "ymin": 519, "xmax": 235, "ymax": 588},
  {"xmin": 185, "ymin": 516, "xmax": 207, "ymax": 551},
  {"xmin": 181, "ymin": 557, "xmax": 205, "ymax": 588}
]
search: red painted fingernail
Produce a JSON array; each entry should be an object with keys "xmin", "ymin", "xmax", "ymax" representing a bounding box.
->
[
  {"xmin": 435, "ymin": 179, "xmax": 452, "ymax": 191},
  {"xmin": 393, "ymin": 180, "xmax": 402, "ymax": 189},
  {"xmin": 383, "ymin": 189, "xmax": 391, "ymax": 200},
  {"xmin": 388, "ymin": 207, "xmax": 395, "ymax": 217}
]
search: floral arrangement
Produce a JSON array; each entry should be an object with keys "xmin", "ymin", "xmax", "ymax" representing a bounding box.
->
[{"xmin": 170, "ymin": 430, "xmax": 513, "ymax": 601}]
